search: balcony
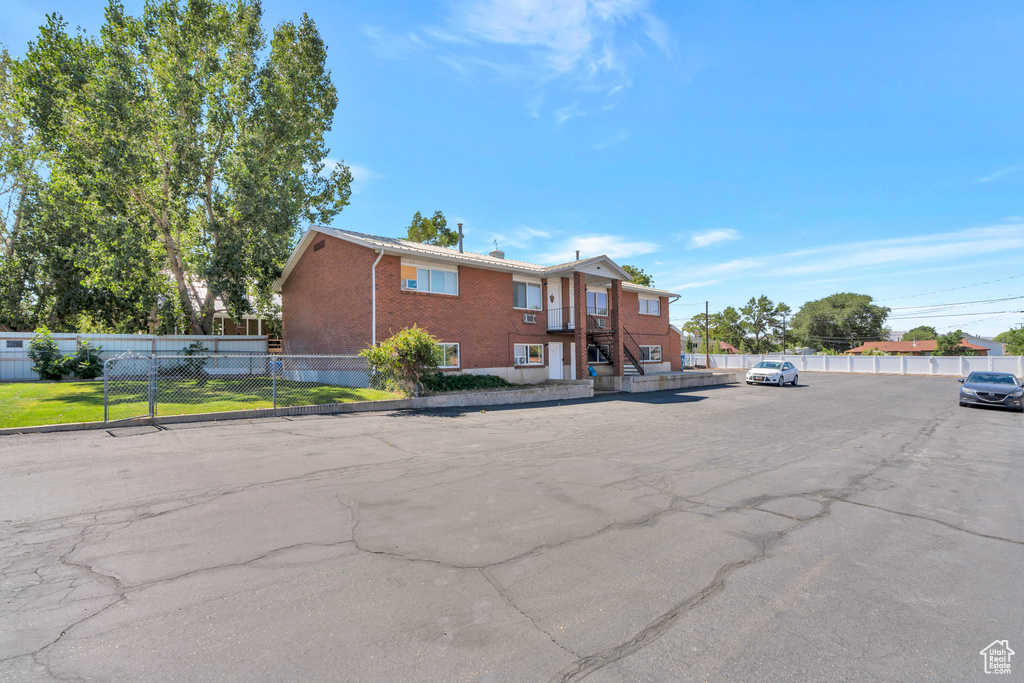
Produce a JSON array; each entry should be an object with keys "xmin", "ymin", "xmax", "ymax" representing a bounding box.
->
[{"xmin": 546, "ymin": 307, "xmax": 616, "ymax": 334}]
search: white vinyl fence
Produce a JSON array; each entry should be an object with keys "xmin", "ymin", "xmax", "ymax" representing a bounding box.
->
[
  {"xmin": 0, "ymin": 333, "xmax": 268, "ymax": 381},
  {"xmin": 685, "ymin": 353, "xmax": 1024, "ymax": 378}
]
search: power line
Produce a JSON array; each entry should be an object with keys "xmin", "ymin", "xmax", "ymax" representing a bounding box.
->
[
  {"xmin": 889, "ymin": 309, "xmax": 1023, "ymax": 320},
  {"xmin": 889, "ymin": 295, "xmax": 1024, "ymax": 311},
  {"xmin": 877, "ymin": 273, "xmax": 1024, "ymax": 301}
]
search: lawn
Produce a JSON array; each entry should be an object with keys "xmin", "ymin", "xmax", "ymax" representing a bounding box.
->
[{"xmin": 0, "ymin": 379, "xmax": 400, "ymax": 429}]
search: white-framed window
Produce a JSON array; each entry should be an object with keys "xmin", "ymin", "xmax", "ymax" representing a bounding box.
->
[
  {"xmin": 436, "ymin": 342, "xmax": 460, "ymax": 369},
  {"xmin": 639, "ymin": 297, "xmax": 660, "ymax": 316},
  {"xmin": 401, "ymin": 264, "xmax": 458, "ymax": 295},
  {"xmin": 587, "ymin": 344, "xmax": 610, "ymax": 364},
  {"xmin": 513, "ymin": 343, "xmax": 544, "ymax": 366},
  {"xmin": 513, "ymin": 281, "xmax": 542, "ymax": 310},
  {"xmin": 587, "ymin": 291, "xmax": 608, "ymax": 316},
  {"xmin": 640, "ymin": 345, "xmax": 662, "ymax": 362}
]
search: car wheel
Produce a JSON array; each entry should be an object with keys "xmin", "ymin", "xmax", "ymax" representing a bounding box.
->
[
  {"xmin": 777, "ymin": 376, "xmax": 785, "ymax": 387},
  {"xmin": 791, "ymin": 374, "xmax": 798, "ymax": 386}
]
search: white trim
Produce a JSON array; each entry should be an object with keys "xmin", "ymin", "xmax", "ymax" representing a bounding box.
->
[
  {"xmin": 639, "ymin": 297, "xmax": 661, "ymax": 316},
  {"xmin": 639, "ymin": 345, "xmax": 663, "ymax": 363},
  {"xmin": 401, "ymin": 257, "xmax": 459, "ymax": 272},
  {"xmin": 436, "ymin": 342, "xmax": 460, "ymax": 369},
  {"xmin": 513, "ymin": 343, "xmax": 544, "ymax": 366},
  {"xmin": 512, "ymin": 274, "xmax": 543, "ymax": 285}
]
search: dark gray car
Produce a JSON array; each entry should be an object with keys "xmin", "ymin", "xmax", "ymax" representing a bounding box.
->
[{"xmin": 958, "ymin": 371, "xmax": 1024, "ymax": 412}]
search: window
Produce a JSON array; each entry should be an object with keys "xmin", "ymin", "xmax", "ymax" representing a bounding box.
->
[
  {"xmin": 639, "ymin": 298, "xmax": 660, "ymax": 315},
  {"xmin": 436, "ymin": 343, "xmax": 460, "ymax": 369},
  {"xmin": 587, "ymin": 344, "xmax": 610, "ymax": 363},
  {"xmin": 401, "ymin": 265, "xmax": 458, "ymax": 295},
  {"xmin": 513, "ymin": 281, "xmax": 542, "ymax": 310},
  {"xmin": 513, "ymin": 343, "xmax": 544, "ymax": 365},
  {"xmin": 640, "ymin": 345, "xmax": 662, "ymax": 362},
  {"xmin": 587, "ymin": 291, "xmax": 608, "ymax": 316},
  {"xmin": 5, "ymin": 340, "xmax": 23, "ymax": 349}
]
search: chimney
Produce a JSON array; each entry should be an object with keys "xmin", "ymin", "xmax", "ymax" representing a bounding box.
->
[
  {"xmin": 575, "ymin": 249, "xmax": 580, "ymax": 260},
  {"xmin": 457, "ymin": 223, "xmax": 463, "ymax": 253},
  {"xmin": 489, "ymin": 239, "xmax": 504, "ymax": 259}
]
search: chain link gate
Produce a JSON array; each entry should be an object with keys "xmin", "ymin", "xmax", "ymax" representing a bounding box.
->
[
  {"xmin": 103, "ymin": 353, "xmax": 156, "ymax": 422},
  {"xmin": 104, "ymin": 354, "xmax": 390, "ymax": 423}
]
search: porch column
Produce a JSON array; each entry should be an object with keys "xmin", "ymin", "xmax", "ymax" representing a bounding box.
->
[
  {"xmin": 573, "ymin": 272, "xmax": 587, "ymax": 380},
  {"xmin": 611, "ymin": 278, "xmax": 625, "ymax": 377}
]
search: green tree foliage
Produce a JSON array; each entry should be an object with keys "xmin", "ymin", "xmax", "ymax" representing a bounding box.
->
[
  {"xmin": 681, "ymin": 311, "xmax": 712, "ymax": 353},
  {"xmin": 405, "ymin": 211, "xmax": 456, "ymax": 247},
  {"xmin": 790, "ymin": 293, "xmax": 890, "ymax": 352},
  {"xmin": 621, "ymin": 265, "xmax": 652, "ymax": 287},
  {"xmin": 69, "ymin": 340, "xmax": 104, "ymax": 379},
  {"xmin": 740, "ymin": 295, "xmax": 789, "ymax": 354},
  {"xmin": 994, "ymin": 328, "xmax": 1024, "ymax": 355},
  {"xmin": 27, "ymin": 326, "xmax": 70, "ymax": 380},
  {"xmin": 934, "ymin": 329, "xmax": 974, "ymax": 356},
  {"xmin": 903, "ymin": 325, "xmax": 937, "ymax": 341},
  {"xmin": 18, "ymin": 2, "xmax": 352, "ymax": 334},
  {"xmin": 360, "ymin": 326, "xmax": 440, "ymax": 396},
  {"xmin": 711, "ymin": 306, "xmax": 744, "ymax": 350}
]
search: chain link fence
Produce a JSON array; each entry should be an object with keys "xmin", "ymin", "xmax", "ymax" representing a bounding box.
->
[{"xmin": 103, "ymin": 354, "xmax": 395, "ymax": 423}]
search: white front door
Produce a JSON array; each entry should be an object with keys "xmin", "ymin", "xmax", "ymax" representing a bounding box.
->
[
  {"xmin": 547, "ymin": 281, "xmax": 562, "ymax": 330},
  {"xmin": 548, "ymin": 342, "xmax": 564, "ymax": 380}
]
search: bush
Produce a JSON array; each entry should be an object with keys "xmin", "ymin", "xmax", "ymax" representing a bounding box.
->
[
  {"xmin": 360, "ymin": 326, "xmax": 440, "ymax": 396},
  {"xmin": 422, "ymin": 373, "xmax": 513, "ymax": 393},
  {"xmin": 70, "ymin": 340, "xmax": 104, "ymax": 379},
  {"xmin": 27, "ymin": 327, "xmax": 73, "ymax": 381}
]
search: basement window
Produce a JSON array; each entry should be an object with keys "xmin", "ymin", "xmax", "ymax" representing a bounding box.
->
[
  {"xmin": 640, "ymin": 345, "xmax": 662, "ymax": 362},
  {"xmin": 436, "ymin": 343, "xmax": 460, "ymax": 369},
  {"xmin": 513, "ymin": 343, "xmax": 544, "ymax": 366}
]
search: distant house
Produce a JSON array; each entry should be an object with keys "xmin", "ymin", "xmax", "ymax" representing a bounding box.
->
[
  {"xmin": 844, "ymin": 339, "xmax": 988, "ymax": 356},
  {"xmin": 964, "ymin": 334, "xmax": 1005, "ymax": 356}
]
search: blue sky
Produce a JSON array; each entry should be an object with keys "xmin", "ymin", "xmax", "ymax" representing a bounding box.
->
[{"xmin": 4, "ymin": 0, "xmax": 1024, "ymax": 335}]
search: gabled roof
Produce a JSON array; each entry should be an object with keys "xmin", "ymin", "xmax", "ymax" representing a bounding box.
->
[{"xmin": 273, "ymin": 226, "xmax": 681, "ymax": 297}]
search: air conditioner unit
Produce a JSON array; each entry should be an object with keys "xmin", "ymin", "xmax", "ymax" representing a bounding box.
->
[
  {"xmin": 403, "ymin": 279, "xmax": 417, "ymax": 289},
  {"xmin": 523, "ymin": 313, "xmax": 536, "ymax": 324},
  {"xmin": 515, "ymin": 356, "xmax": 528, "ymax": 365},
  {"xmin": 595, "ymin": 318, "xmax": 607, "ymax": 328}
]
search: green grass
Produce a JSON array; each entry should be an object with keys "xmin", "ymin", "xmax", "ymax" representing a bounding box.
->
[{"xmin": 0, "ymin": 378, "xmax": 400, "ymax": 429}]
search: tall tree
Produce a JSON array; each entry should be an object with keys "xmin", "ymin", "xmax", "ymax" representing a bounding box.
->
[
  {"xmin": 19, "ymin": 2, "xmax": 352, "ymax": 334},
  {"xmin": 789, "ymin": 292, "xmax": 890, "ymax": 352},
  {"xmin": 681, "ymin": 311, "xmax": 712, "ymax": 353},
  {"xmin": 621, "ymin": 265, "xmax": 652, "ymax": 287},
  {"xmin": 934, "ymin": 329, "xmax": 974, "ymax": 356},
  {"xmin": 740, "ymin": 295, "xmax": 789, "ymax": 353},
  {"xmin": 994, "ymin": 328, "xmax": 1024, "ymax": 355},
  {"xmin": 711, "ymin": 306, "xmax": 744, "ymax": 350},
  {"xmin": 405, "ymin": 211, "xmax": 456, "ymax": 247},
  {"xmin": 903, "ymin": 325, "xmax": 937, "ymax": 341}
]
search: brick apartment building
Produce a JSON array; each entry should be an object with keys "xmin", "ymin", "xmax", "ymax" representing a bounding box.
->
[{"xmin": 273, "ymin": 227, "xmax": 682, "ymax": 383}]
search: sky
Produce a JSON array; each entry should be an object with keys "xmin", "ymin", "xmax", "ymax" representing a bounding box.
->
[{"xmin": 4, "ymin": 0, "xmax": 1024, "ymax": 336}]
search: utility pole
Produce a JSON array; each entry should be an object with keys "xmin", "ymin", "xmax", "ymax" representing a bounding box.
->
[
  {"xmin": 705, "ymin": 301, "xmax": 710, "ymax": 370},
  {"xmin": 782, "ymin": 314, "xmax": 787, "ymax": 354}
]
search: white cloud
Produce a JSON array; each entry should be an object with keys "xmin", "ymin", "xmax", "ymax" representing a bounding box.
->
[
  {"xmin": 975, "ymin": 165, "xmax": 1022, "ymax": 183},
  {"xmin": 361, "ymin": 26, "xmax": 426, "ymax": 59},
  {"xmin": 688, "ymin": 229, "xmax": 741, "ymax": 249},
  {"xmin": 535, "ymin": 234, "xmax": 658, "ymax": 263},
  {"xmin": 555, "ymin": 102, "xmax": 583, "ymax": 124},
  {"xmin": 342, "ymin": 162, "xmax": 381, "ymax": 195},
  {"xmin": 593, "ymin": 129, "xmax": 630, "ymax": 150}
]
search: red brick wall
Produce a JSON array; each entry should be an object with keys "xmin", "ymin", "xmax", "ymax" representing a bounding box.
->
[
  {"xmin": 619, "ymin": 292, "xmax": 681, "ymax": 371},
  {"xmin": 282, "ymin": 235, "xmax": 376, "ymax": 354},
  {"xmin": 376, "ymin": 254, "xmax": 556, "ymax": 369}
]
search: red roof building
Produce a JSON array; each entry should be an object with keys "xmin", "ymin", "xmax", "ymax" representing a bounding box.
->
[{"xmin": 844, "ymin": 339, "xmax": 988, "ymax": 356}]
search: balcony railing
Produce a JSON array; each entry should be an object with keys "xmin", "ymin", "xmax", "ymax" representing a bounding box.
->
[{"xmin": 547, "ymin": 306, "xmax": 616, "ymax": 333}]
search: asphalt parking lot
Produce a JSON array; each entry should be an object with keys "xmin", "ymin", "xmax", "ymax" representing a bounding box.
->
[{"xmin": 1, "ymin": 373, "xmax": 1022, "ymax": 681}]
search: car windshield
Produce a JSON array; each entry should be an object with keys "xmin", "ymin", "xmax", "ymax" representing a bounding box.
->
[
  {"xmin": 753, "ymin": 362, "xmax": 781, "ymax": 369},
  {"xmin": 966, "ymin": 373, "xmax": 1018, "ymax": 386}
]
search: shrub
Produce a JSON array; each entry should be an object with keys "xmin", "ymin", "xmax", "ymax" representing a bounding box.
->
[
  {"xmin": 70, "ymin": 340, "xmax": 104, "ymax": 379},
  {"xmin": 27, "ymin": 327, "xmax": 73, "ymax": 381},
  {"xmin": 422, "ymin": 373, "xmax": 513, "ymax": 393},
  {"xmin": 360, "ymin": 326, "xmax": 440, "ymax": 396}
]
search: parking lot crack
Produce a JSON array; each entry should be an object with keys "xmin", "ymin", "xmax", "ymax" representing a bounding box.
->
[
  {"xmin": 480, "ymin": 568, "xmax": 580, "ymax": 659},
  {"xmin": 834, "ymin": 499, "xmax": 1023, "ymax": 545}
]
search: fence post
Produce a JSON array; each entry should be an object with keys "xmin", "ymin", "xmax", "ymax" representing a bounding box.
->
[
  {"xmin": 848, "ymin": 355, "xmax": 853, "ymax": 374},
  {"xmin": 873, "ymin": 356, "xmax": 879, "ymax": 374},
  {"xmin": 901, "ymin": 356, "xmax": 907, "ymax": 375},
  {"xmin": 959, "ymin": 356, "xmax": 965, "ymax": 377},
  {"xmin": 103, "ymin": 359, "xmax": 109, "ymax": 423},
  {"xmin": 272, "ymin": 358, "xmax": 278, "ymax": 411},
  {"xmin": 147, "ymin": 356, "xmax": 155, "ymax": 418}
]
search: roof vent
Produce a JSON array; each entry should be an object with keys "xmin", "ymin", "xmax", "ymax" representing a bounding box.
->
[{"xmin": 490, "ymin": 240, "xmax": 504, "ymax": 259}]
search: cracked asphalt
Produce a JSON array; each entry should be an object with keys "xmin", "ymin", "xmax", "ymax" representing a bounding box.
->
[{"xmin": 1, "ymin": 373, "xmax": 1022, "ymax": 682}]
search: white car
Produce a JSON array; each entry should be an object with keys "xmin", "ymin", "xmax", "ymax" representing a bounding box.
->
[{"xmin": 746, "ymin": 360, "xmax": 798, "ymax": 386}]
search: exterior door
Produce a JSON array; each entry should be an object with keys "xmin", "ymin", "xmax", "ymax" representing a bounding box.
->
[
  {"xmin": 548, "ymin": 343, "xmax": 564, "ymax": 380},
  {"xmin": 547, "ymin": 281, "xmax": 561, "ymax": 330}
]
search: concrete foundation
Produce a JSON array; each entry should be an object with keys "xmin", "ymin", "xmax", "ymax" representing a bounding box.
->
[{"xmin": 593, "ymin": 371, "xmax": 737, "ymax": 393}]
